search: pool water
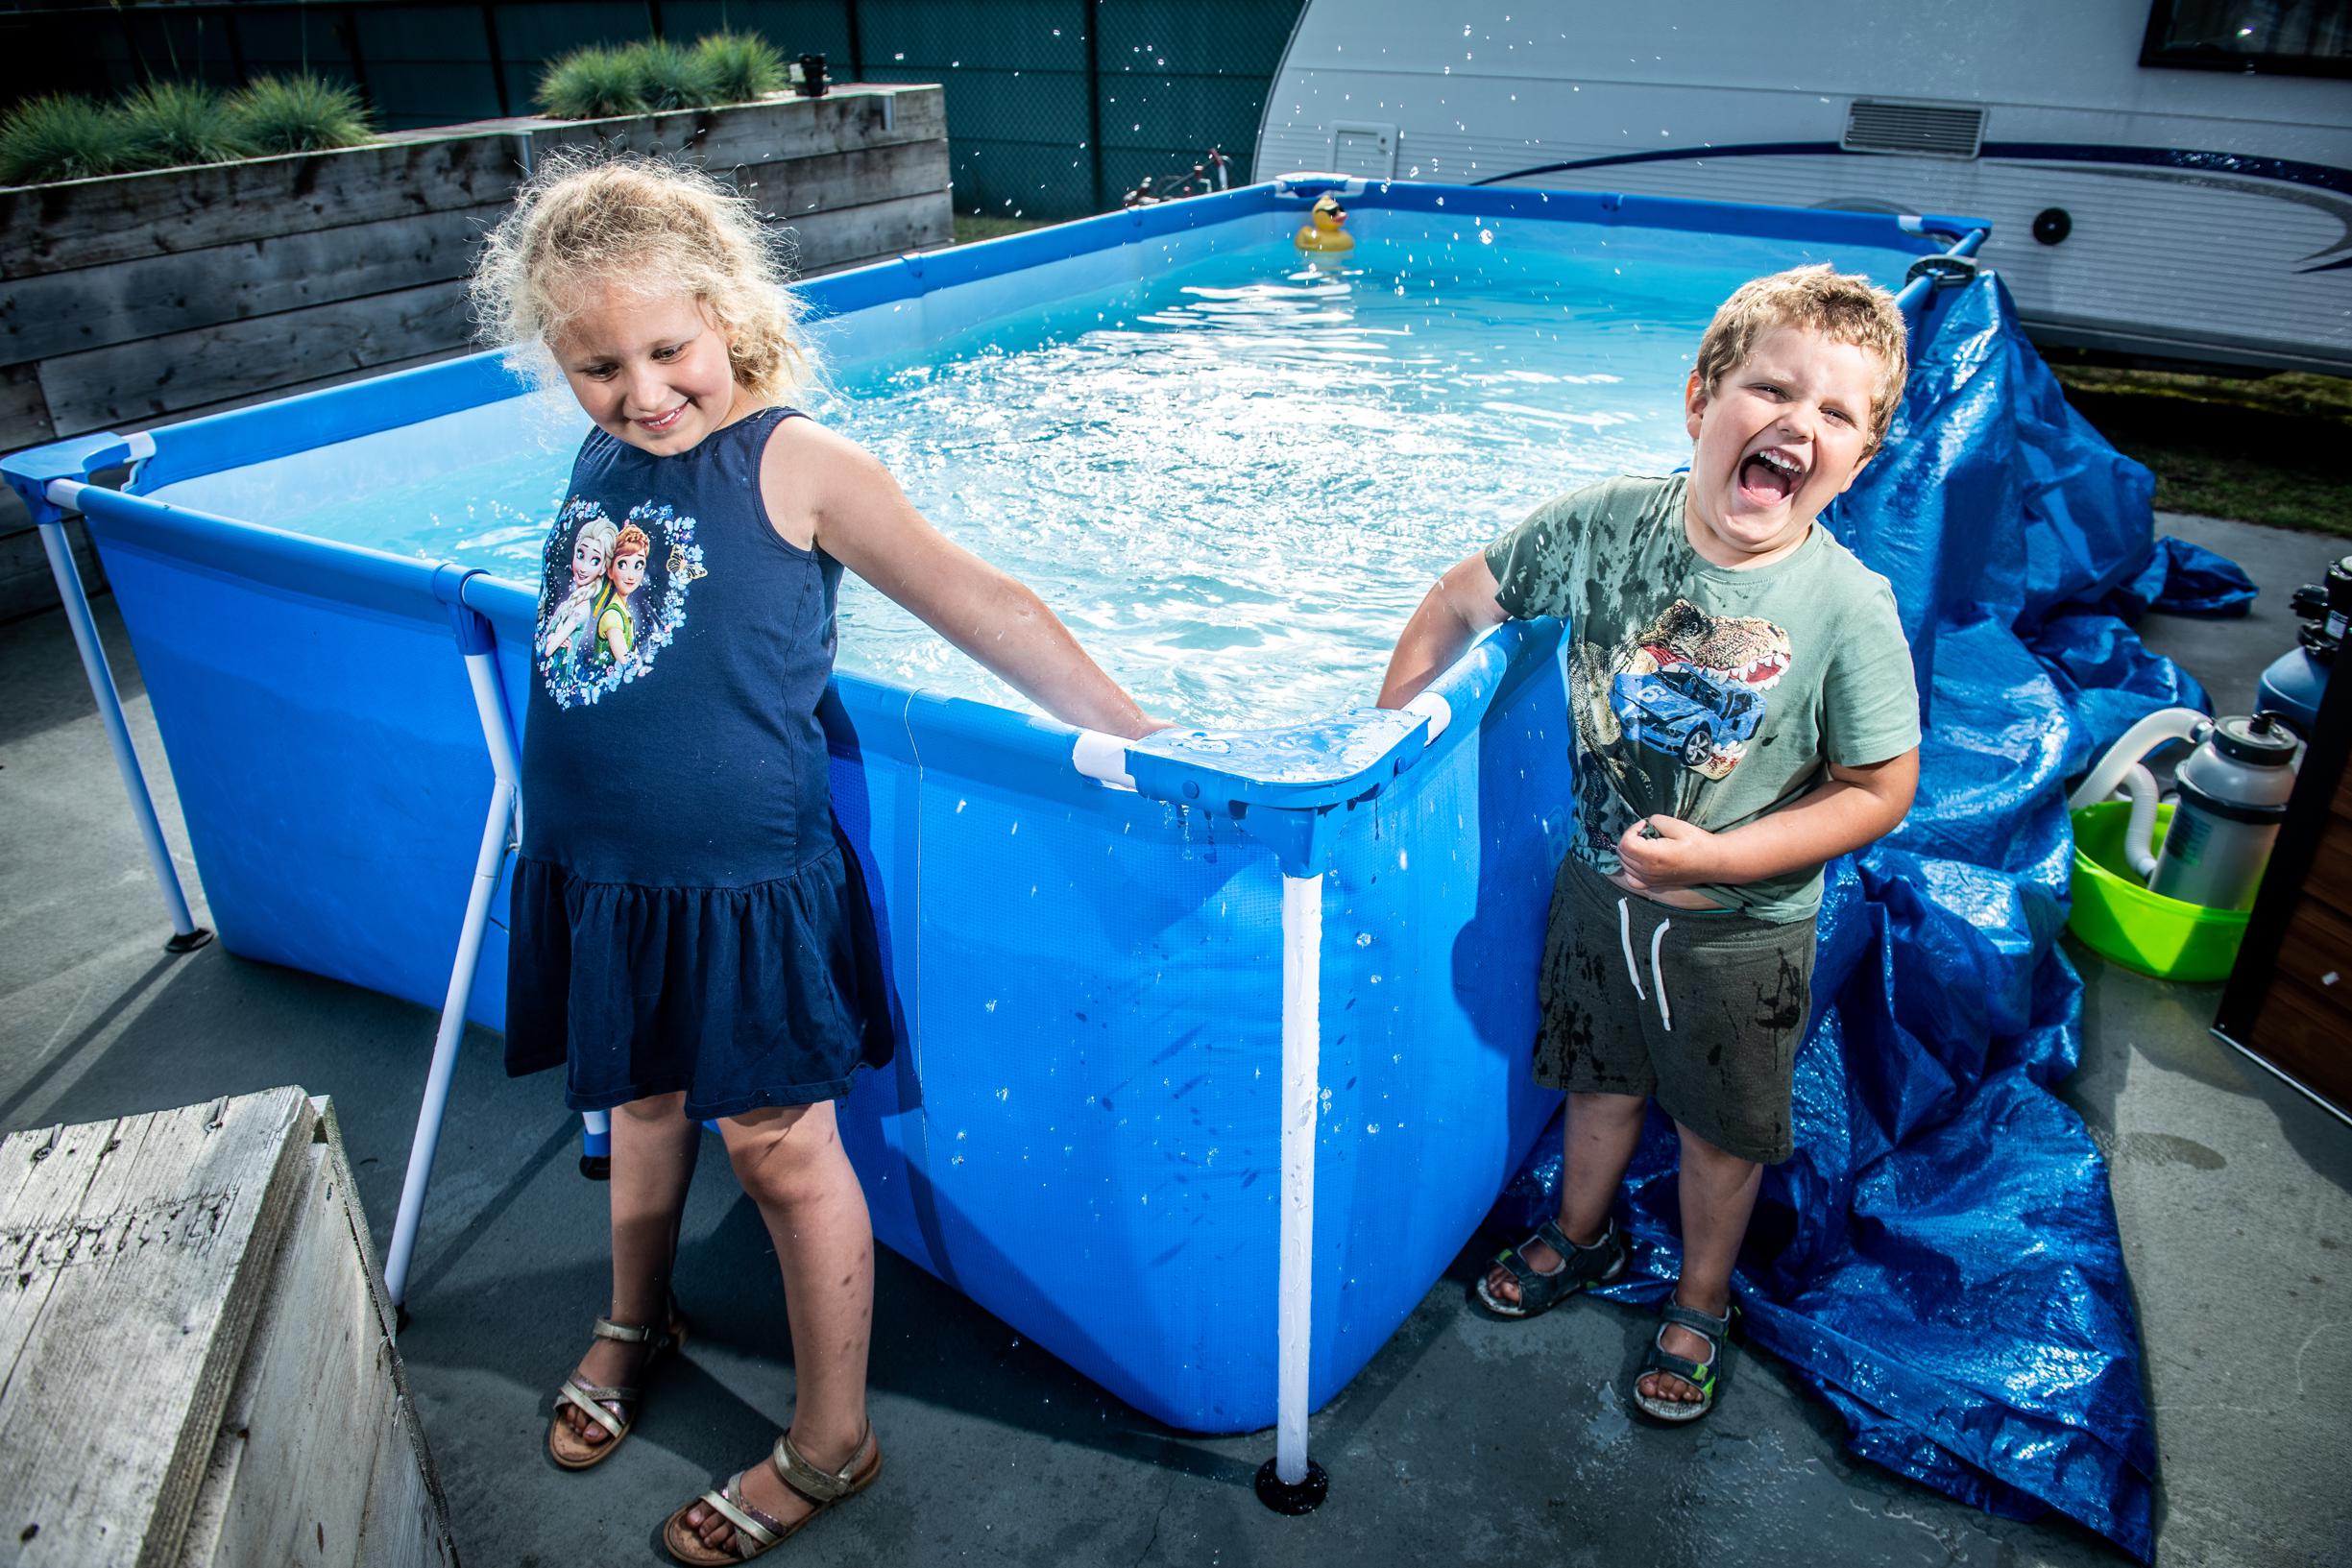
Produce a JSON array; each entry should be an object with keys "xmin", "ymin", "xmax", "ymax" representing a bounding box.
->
[{"xmin": 160, "ymin": 217, "xmax": 1920, "ymax": 729}]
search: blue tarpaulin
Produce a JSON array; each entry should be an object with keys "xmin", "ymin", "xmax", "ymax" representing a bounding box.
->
[{"xmin": 1503, "ymin": 275, "xmax": 2192, "ymax": 1559}]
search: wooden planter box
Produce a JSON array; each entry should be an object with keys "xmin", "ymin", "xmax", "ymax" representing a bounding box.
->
[
  {"xmin": 0, "ymin": 1088, "xmax": 456, "ymax": 1566},
  {"xmin": 0, "ymin": 84, "xmax": 951, "ymax": 620}
]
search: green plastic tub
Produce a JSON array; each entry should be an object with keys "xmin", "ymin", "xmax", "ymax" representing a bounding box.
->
[{"xmin": 2068, "ymin": 801, "xmax": 2250, "ymax": 983}]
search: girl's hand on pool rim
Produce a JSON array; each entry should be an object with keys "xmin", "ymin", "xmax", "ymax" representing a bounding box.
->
[
  {"xmin": 1613, "ymin": 814, "xmax": 1718, "ymax": 889},
  {"xmin": 767, "ymin": 419, "xmax": 1158, "ymax": 737}
]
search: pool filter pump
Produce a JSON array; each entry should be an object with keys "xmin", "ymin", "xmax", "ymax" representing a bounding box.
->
[
  {"xmin": 2068, "ymin": 707, "xmax": 2301, "ymax": 914},
  {"xmin": 2146, "ymin": 712, "xmax": 2299, "ymax": 911}
]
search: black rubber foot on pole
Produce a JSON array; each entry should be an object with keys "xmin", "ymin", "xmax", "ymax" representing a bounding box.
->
[
  {"xmin": 165, "ymin": 927, "xmax": 215, "ymax": 954},
  {"xmin": 579, "ymin": 1155, "xmax": 611, "ymax": 1181},
  {"xmin": 1254, "ymin": 1457, "xmax": 1328, "ymax": 1515}
]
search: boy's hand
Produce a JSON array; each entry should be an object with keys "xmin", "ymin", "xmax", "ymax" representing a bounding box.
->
[{"xmin": 1613, "ymin": 814, "xmax": 1719, "ymax": 891}]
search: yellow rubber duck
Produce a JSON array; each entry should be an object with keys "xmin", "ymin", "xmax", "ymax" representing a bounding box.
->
[{"xmin": 1295, "ymin": 193, "xmax": 1355, "ymax": 253}]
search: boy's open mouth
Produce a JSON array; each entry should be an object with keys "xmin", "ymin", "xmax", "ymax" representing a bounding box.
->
[{"xmin": 1737, "ymin": 446, "xmax": 1806, "ymax": 506}]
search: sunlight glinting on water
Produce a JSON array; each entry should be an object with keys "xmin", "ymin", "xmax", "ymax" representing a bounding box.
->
[{"xmin": 239, "ymin": 220, "xmax": 1915, "ymax": 730}]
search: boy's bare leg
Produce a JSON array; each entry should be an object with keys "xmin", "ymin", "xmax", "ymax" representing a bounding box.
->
[
  {"xmin": 678, "ymin": 1100, "xmax": 875, "ymax": 1552},
  {"xmin": 560, "ymin": 1090, "xmax": 703, "ymax": 1448},
  {"xmin": 1483, "ymin": 1090, "xmax": 1646, "ymax": 1307},
  {"xmin": 1640, "ymin": 1120, "xmax": 1763, "ymax": 1406}
]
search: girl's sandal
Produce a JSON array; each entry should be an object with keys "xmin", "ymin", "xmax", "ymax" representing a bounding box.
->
[
  {"xmin": 662, "ymin": 1427, "xmax": 883, "ymax": 1564},
  {"xmin": 1629, "ymin": 1297, "xmax": 1736, "ymax": 1424},
  {"xmin": 546, "ymin": 1308, "xmax": 688, "ymax": 1470},
  {"xmin": 1472, "ymin": 1217, "xmax": 1627, "ymax": 1319}
]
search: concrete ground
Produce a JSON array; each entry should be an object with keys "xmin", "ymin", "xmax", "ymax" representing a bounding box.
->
[{"xmin": 3, "ymin": 513, "xmax": 2345, "ymax": 1568}]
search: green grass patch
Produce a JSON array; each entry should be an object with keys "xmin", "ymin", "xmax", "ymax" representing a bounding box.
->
[
  {"xmin": 541, "ymin": 34, "xmax": 787, "ymax": 119},
  {"xmin": 120, "ymin": 81, "xmax": 253, "ymax": 171},
  {"xmin": 693, "ymin": 32, "xmax": 786, "ymax": 104},
  {"xmin": 537, "ymin": 46, "xmax": 650, "ymax": 119},
  {"xmin": 618, "ymin": 39, "xmax": 722, "ymax": 111},
  {"xmin": 227, "ymin": 74, "xmax": 374, "ymax": 155},
  {"xmin": 2051, "ymin": 360, "xmax": 2352, "ymax": 537},
  {"xmin": 0, "ymin": 94, "xmax": 134, "ymax": 183}
]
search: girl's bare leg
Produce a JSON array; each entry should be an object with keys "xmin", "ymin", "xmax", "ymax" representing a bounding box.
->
[
  {"xmin": 678, "ymin": 1099, "xmax": 874, "ymax": 1551},
  {"xmin": 559, "ymin": 1090, "xmax": 703, "ymax": 1448}
]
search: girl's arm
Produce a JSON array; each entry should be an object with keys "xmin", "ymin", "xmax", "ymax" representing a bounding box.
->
[
  {"xmin": 769, "ymin": 420, "xmax": 1164, "ymax": 740},
  {"xmin": 1376, "ymin": 552, "xmax": 1510, "ymax": 709}
]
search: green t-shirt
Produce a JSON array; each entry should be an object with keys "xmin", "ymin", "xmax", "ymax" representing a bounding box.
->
[{"xmin": 1483, "ymin": 473, "xmax": 1921, "ymax": 922}]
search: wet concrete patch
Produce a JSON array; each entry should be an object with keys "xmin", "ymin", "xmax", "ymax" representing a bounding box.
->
[{"xmin": 2117, "ymin": 1131, "xmax": 2230, "ymax": 1171}]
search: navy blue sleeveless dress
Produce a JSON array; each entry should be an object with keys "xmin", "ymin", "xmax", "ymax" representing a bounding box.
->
[{"xmin": 504, "ymin": 406, "xmax": 892, "ymax": 1119}]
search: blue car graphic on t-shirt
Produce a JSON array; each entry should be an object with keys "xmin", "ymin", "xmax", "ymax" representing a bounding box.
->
[{"xmin": 1612, "ymin": 665, "xmax": 1766, "ymax": 770}]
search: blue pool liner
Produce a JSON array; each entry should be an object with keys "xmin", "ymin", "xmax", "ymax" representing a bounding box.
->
[
  {"xmin": 2096, "ymin": 534, "xmax": 2261, "ymax": 620},
  {"xmin": 1503, "ymin": 275, "xmax": 2172, "ymax": 1559}
]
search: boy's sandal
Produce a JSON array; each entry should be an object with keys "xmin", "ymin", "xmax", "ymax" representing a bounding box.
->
[
  {"xmin": 1473, "ymin": 1217, "xmax": 1627, "ymax": 1319},
  {"xmin": 662, "ymin": 1427, "xmax": 883, "ymax": 1564},
  {"xmin": 546, "ymin": 1307, "xmax": 688, "ymax": 1470},
  {"xmin": 1629, "ymin": 1298, "xmax": 1736, "ymax": 1424}
]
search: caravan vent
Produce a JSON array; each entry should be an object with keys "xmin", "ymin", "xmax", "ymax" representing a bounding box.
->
[{"xmin": 1842, "ymin": 101, "xmax": 1984, "ymax": 158}]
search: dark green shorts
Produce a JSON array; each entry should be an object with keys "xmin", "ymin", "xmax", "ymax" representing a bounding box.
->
[{"xmin": 1533, "ymin": 860, "xmax": 1817, "ymax": 1166}]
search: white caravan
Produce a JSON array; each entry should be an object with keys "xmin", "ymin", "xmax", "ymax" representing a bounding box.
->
[{"xmin": 1256, "ymin": 2, "xmax": 2352, "ymax": 373}]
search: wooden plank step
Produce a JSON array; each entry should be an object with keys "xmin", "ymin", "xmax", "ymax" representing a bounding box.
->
[
  {"xmin": 167, "ymin": 1101, "xmax": 453, "ymax": 1568},
  {"xmin": 0, "ymin": 1089, "xmax": 315, "ymax": 1567}
]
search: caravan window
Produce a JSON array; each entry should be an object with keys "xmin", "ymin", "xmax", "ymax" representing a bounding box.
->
[{"xmin": 2142, "ymin": 1, "xmax": 2352, "ymax": 76}]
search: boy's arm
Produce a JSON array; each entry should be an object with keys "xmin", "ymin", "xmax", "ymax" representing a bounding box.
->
[
  {"xmin": 1376, "ymin": 552, "xmax": 1511, "ymax": 709},
  {"xmin": 1613, "ymin": 748, "xmax": 1919, "ymax": 895}
]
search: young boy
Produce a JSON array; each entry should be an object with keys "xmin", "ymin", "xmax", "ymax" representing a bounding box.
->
[{"xmin": 1376, "ymin": 265, "xmax": 1922, "ymax": 1423}]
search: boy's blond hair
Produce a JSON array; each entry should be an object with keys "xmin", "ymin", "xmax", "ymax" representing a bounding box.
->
[
  {"xmin": 1693, "ymin": 264, "xmax": 1907, "ymax": 448},
  {"xmin": 470, "ymin": 151, "xmax": 816, "ymax": 404}
]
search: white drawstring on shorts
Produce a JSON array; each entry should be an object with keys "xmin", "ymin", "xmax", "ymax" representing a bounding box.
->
[{"xmin": 1616, "ymin": 897, "xmax": 1674, "ymax": 1032}]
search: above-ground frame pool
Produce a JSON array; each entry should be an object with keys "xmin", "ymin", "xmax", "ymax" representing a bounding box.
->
[{"xmin": 8, "ymin": 180, "xmax": 1983, "ymax": 1445}]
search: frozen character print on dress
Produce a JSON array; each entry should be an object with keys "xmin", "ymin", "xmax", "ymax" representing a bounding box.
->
[
  {"xmin": 535, "ymin": 497, "xmax": 706, "ymax": 708},
  {"xmin": 543, "ymin": 510, "xmax": 618, "ymax": 681}
]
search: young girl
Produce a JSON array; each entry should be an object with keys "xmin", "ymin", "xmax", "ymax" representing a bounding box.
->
[{"xmin": 472, "ymin": 153, "xmax": 1164, "ymax": 1562}]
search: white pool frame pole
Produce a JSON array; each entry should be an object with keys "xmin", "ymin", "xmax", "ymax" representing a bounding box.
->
[
  {"xmin": 36, "ymin": 491, "xmax": 208, "ymax": 951},
  {"xmin": 384, "ymin": 646, "xmax": 519, "ymax": 1311},
  {"xmin": 1275, "ymin": 870, "xmax": 1322, "ymax": 1487}
]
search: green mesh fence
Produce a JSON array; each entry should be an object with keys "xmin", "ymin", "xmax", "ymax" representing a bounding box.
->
[{"xmin": 1, "ymin": 0, "xmax": 1307, "ymax": 218}]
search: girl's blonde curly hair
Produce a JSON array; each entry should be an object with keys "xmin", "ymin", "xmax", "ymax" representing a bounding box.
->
[{"xmin": 470, "ymin": 151, "xmax": 817, "ymax": 403}]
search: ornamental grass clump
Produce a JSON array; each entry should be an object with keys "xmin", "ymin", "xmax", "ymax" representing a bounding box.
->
[
  {"xmin": 227, "ymin": 73, "xmax": 375, "ymax": 155},
  {"xmin": 537, "ymin": 45, "xmax": 650, "ymax": 119},
  {"xmin": 619, "ymin": 39, "xmax": 723, "ymax": 111},
  {"xmin": 0, "ymin": 94, "xmax": 133, "ymax": 184},
  {"xmin": 692, "ymin": 32, "xmax": 786, "ymax": 103},
  {"xmin": 120, "ymin": 81, "xmax": 253, "ymax": 170}
]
